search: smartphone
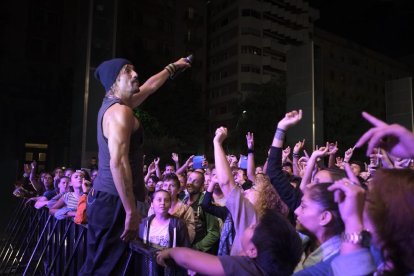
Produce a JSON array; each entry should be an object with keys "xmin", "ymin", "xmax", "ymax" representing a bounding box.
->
[
  {"xmin": 239, "ymin": 155, "xmax": 248, "ymax": 169},
  {"xmin": 193, "ymin": 155, "xmax": 205, "ymax": 169}
]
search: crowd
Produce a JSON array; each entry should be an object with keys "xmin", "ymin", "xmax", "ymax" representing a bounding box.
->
[
  {"xmin": 12, "ymin": 108, "xmax": 414, "ymax": 276},
  {"xmin": 11, "ymin": 54, "xmax": 414, "ymax": 276}
]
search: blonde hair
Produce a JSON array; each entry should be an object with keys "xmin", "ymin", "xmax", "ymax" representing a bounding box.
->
[{"xmin": 254, "ymin": 174, "xmax": 289, "ymax": 218}]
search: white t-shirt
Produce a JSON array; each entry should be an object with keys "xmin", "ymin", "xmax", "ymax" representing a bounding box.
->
[{"xmin": 148, "ymin": 220, "xmax": 170, "ymax": 250}]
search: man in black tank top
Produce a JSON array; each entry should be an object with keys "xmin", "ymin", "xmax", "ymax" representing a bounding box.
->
[{"xmin": 80, "ymin": 57, "xmax": 191, "ymax": 275}]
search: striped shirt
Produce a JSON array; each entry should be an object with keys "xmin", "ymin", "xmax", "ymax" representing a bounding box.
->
[{"xmin": 63, "ymin": 192, "xmax": 80, "ymax": 210}]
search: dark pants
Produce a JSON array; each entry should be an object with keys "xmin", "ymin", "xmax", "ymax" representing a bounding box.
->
[{"xmin": 79, "ymin": 189, "xmax": 127, "ymax": 275}]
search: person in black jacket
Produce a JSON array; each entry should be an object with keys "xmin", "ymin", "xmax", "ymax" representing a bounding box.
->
[
  {"xmin": 139, "ymin": 190, "xmax": 190, "ymax": 249},
  {"xmin": 267, "ymin": 110, "xmax": 345, "ymax": 224},
  {"xmin": 200, "ymin": 169, "xmax": 234, "ymax": 256}
]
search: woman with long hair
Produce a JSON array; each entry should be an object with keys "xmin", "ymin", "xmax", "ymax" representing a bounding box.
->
[{"xmin": 330, "ymin": 167, "xmax": 414, "ymax": 275}]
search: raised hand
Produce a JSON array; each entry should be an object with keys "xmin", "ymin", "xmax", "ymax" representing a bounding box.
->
[
  {"xmin": 82, "ymin": 179, "xmax": 92, "ymax": 193},
  {"xmin": 293, "ymin": 139, "xmax": 305, "ymax": 154},
  {"xmin": 311, "ymin": 143, "xmax": 330, "ymax": 159},
  {"xmin": 24, "ymin": 164, "xmax": 31, "ymax": 175},
  {"xmin": 154, "ymin": 157, "xmax": 160, "ymax": 166},
  {"xmin": 173, "ymin": 57, "xmax": 192, "ymax": 70},
  {"xmin": 328, "ymin": 164, "xmax": 365, "ymax": 228},
  {"xmin": 328, "ymin": 142, "xmax": 338, "ymax": 155},
  {"xmin": 344, "ymin": 147, "xmax": 354, "ymax": 162},
  {"xmin": 172, "ymin": 152, "xmax": 179, "ymax": 163},
  {"xmin": 246, "ymin": 132, "xmax": 254, "ymax": 150},
  {"xmin": 282, "ymin": 146, "xmax": 291, "ymax": 162},
  {"xmin": 148, "ymin": 162, "xmax": 156, "ymax": 173},
  {"xmin": 181, "ymin": 155, "xmax": 195, "ymax": 169},
  {"xmin": 213, "ymin": 127, "xmax": 228, "ymax": 144},
  {"xmin": 336, "ymin": 156, "xmax": 344, "ymax": 168},
  {"xmin": 355, "ymin": 111, "xmax": 414, "ymax": 158},
  {"xmin": 277, "ymin": 109, "xmax": 303, "ymax": 130},
  {"xmin": 394, "ymin": 158, "xmax": 411, "ymax": 169},
  {"xmin": 31, "ymin": 160, "xmax": 37, "ymax": 170}
]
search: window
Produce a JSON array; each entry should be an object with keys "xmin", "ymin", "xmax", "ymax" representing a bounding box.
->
[
  {"xmin": 241, "ymin": 64, "xmax": 261, "ymax": 74},
  {"xmin": 241, "ymin": 46, "xmax": 261, "ymax": 55},
  {"xmin": 241, "ymin": 9, "xmax": 261, "ymax": 19}
]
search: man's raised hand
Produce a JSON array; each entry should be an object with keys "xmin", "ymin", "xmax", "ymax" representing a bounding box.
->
[
  {"xmin": 214, "ymin": 127, "xmax": 228, "ymax": 144},
  {"xmin": 277, "ymin": 109, "xmax": 303, "ymax": 130}
]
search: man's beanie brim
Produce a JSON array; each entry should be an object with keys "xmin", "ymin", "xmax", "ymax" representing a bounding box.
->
[{"xmin": 94, "ymin": 58, "xmax": 131, "ymax": 92}]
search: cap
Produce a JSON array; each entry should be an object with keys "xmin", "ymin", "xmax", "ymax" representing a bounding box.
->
[{"xmin": 94, "ymin": 58, "xmax": 131, "ymax": 92}]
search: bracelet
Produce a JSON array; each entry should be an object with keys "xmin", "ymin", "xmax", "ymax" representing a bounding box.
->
[
  {"xmin": 293, "ymin": 153, "xmax": 300, "ymax": 158},
  {"xmin": 274, "ymin": 128, "xmax": 286, "ymax": 140},
  {"xmin": 341, "ymin": 230, "xmax": 371, "ymax": 247},
  {"xmin": 82, "ymin": 192, "xmax": 88, "ymax": 195},
  {"xmin": 164, "ymin": 63, "xmax": 177, "ymax": 76},
  {"xmin": 247, "ymin": 148, "xmax": 254, "ymax": 154}
]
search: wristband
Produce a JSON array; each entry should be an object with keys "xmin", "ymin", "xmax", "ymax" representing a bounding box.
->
[
  {"xmin": 164, "ymin": 63, "xmax": 177, "ymax": 76},
  {"xmin": 293, "ymin": 153, "xmax": 300, "ymax": 158},
  {"xmin": 275, "ymin": 128, "xmax": 286, "ymax": 140},
  {"xmin": 247, "ymin": 148, "xmax": 254, "ymax": 154}
]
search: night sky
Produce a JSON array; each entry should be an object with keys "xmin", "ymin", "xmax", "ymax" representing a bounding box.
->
[{"xmin": 310, "ymin": 0, "xmax": 414, "ymax": 58}]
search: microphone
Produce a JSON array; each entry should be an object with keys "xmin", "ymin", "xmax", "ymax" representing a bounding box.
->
[{"xmin": 170, "ymin": 54, "xmax": 193, "ymax": 80}]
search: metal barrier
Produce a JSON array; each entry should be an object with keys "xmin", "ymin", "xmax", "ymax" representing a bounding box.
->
[{"xmin": 0, "ymin": 198, "xmax": 185, "ymax": 275}]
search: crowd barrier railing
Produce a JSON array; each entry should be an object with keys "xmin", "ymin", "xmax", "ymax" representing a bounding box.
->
[{"xmin": 0, "ymin": 198, "xmax": 184, "ymax": 275}]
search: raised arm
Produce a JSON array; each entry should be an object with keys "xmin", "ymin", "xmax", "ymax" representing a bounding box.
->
[
  {"xmin": 213, "ymin": 127, "xmax": 236, "ymax": 197},
  {"xmin": 355, "ymin": 111, "xmax": 414, "ymax": 158},
  {"xmin": 292, "ymin": 139, "xmax": 305, "ymax": 177},
  {"xmin": 176, "ymin": 155, "xmax": 194, "ymax": 175},
  {"xmin": 106, "ymin": 105, "xmax": 140, "ymax": 242},
  {"xmin": 200, "ymin": 180, "xmax": 229, "ymax": 221},
  {"xmin": 132, "ymin": 57, "xmax": 191, "ymax": 108},
  {"xmin": 299, "ymin": 144, "xmax": 330, "ymax": 191},
  {"xmin": 29, "ymin": 160, "xmax": 42, "ymax": 193},
  {"xmin": 172, "ymin": 153, "xmax": 180, "ymax": 171},
  {"xmin": 153, "ymin": 157, "xmax": 161, "ymax": 179},
  {"xmin": 328, "ymin": 142, "xmax": 338, "ymax": 168},
  {"xmin": 343, "ymin": 147, "xmax": 354, "ymax": 164},
  {"xmin": 267, "ymin": 110, "xmax": 303, "ymax": 219},
  {"xmin": 282, "ymin": 146, "xmax": 291, "ymax": 164},
  {"xmin": 245, "ymin": 132, "xmax": 256, "ymax": 183},
  {"xmin": 144, "ymin": 162, "xmax": 156, "ymax": 183}
]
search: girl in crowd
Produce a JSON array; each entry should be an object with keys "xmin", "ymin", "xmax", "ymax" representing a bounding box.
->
[
  {"xmin": 140, "ymin": 189, "xmax": 190, "ymax": 251},
  {"xmin": 293, "ymin": 182, "xmax": 344, "ymax": 275},
  {"xmin": 33, "ymin": 176, "xmax": 70, "ymax": 209},
  {"xmin": 148, "ymin": 173, "xmax": 195, "ymax": 244},
  {"xmin": 267, "ymin": 109, "xmax": 345, "ymax": 225},
  {"xmin": 49, "ymin": 170, "xmax": 85, "ymax": 219}
]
